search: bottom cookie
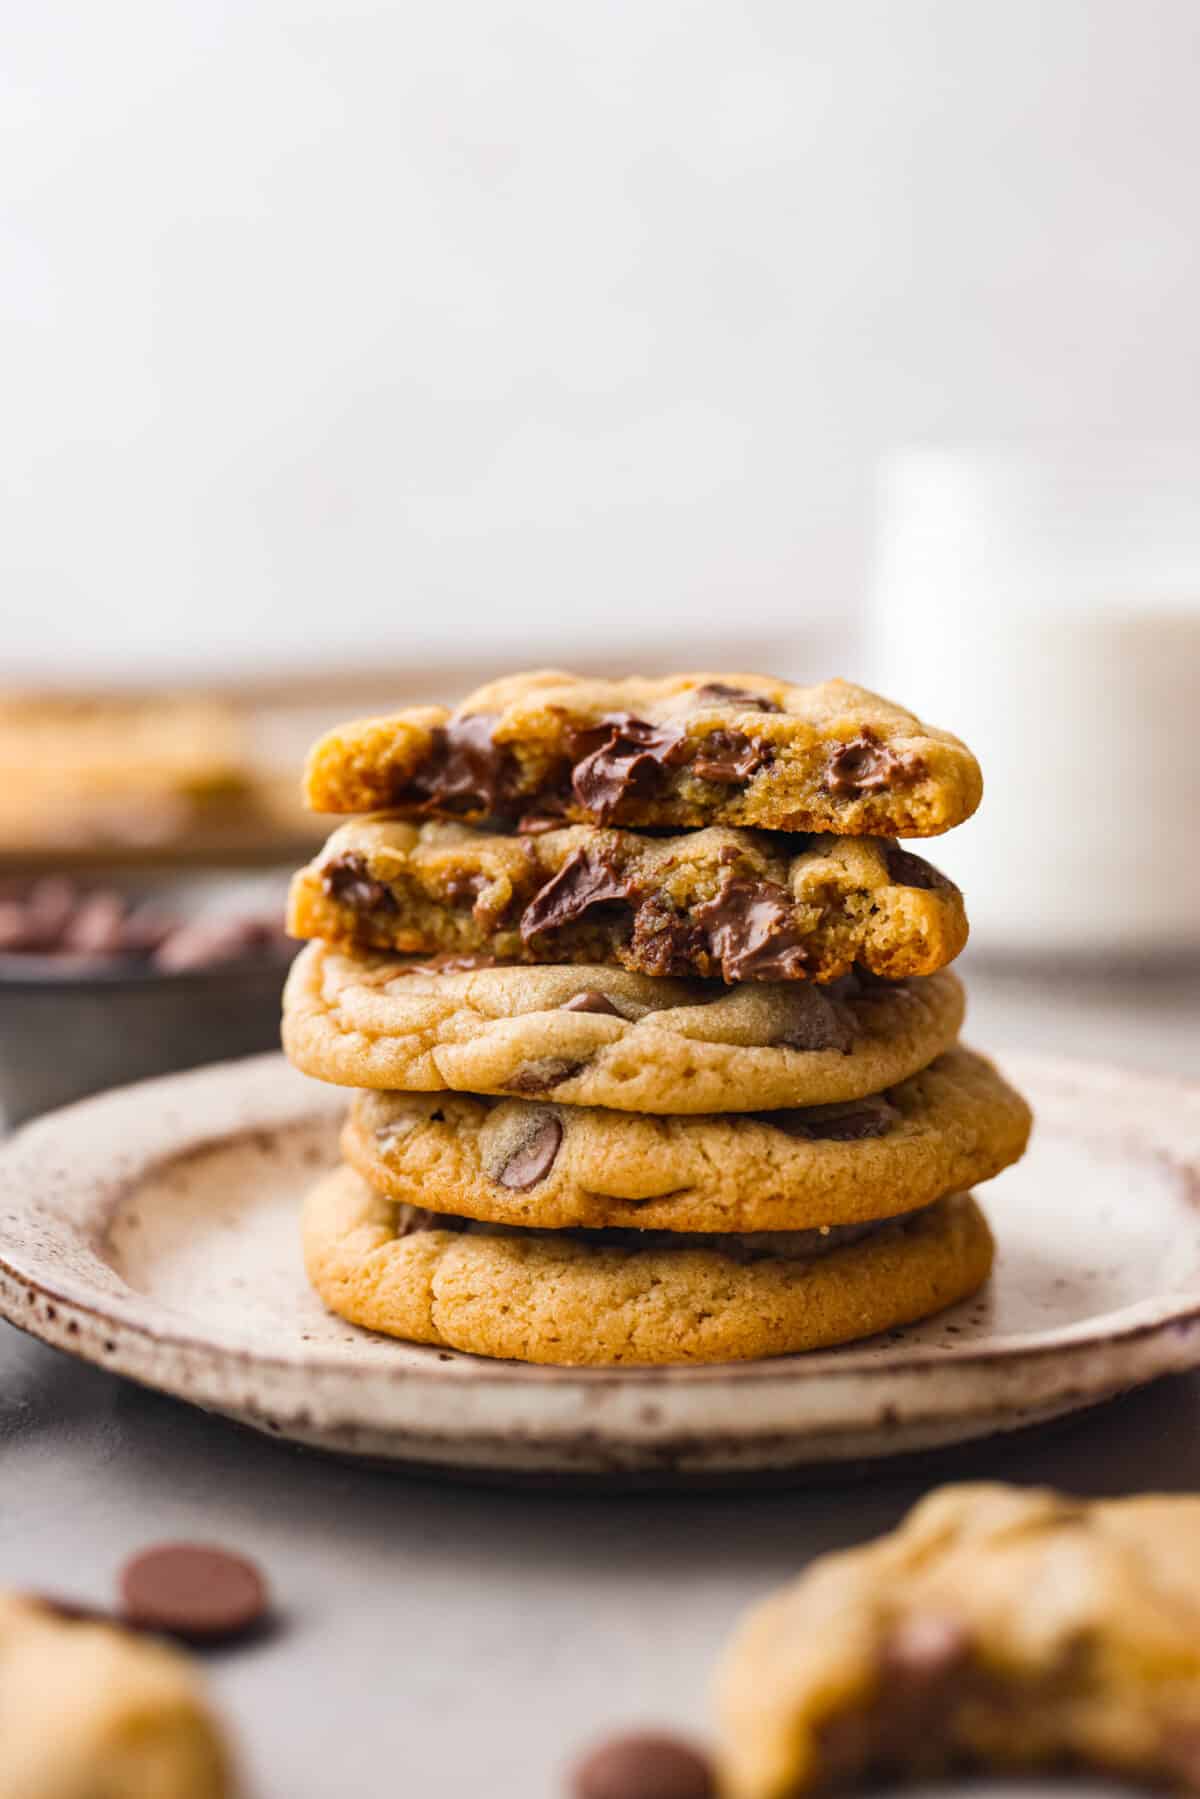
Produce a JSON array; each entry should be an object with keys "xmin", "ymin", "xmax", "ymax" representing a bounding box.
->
[{"xmin": 302, "ymin": 1167, "xmax": 993, "ymax": 1366}]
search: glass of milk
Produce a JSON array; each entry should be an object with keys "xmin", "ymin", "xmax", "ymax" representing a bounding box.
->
[{"xmin": 867, "ymin": 447, "xmax": 1200, "ymax": 958}]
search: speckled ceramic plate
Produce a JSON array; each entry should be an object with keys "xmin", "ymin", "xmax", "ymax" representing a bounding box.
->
[{"xmin": 0, "ymin": 1051, "xmax": 1198, "ymax": 1481}]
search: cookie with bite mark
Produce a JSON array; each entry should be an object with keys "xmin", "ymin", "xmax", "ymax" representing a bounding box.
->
[
  {"xmin": 288, "ymin": 819, "xmax": 968, "ymax": 985},
  {"xmin": 302, "ymin": 671, "xmax": 982, "ymax": 837}
]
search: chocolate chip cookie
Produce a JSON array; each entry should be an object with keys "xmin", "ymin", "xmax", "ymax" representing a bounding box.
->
[
  {"xmin": 341, "ymin": 1047, "xmax": 1030, "ymax": 1233},
  {"xmin": 303, "ymin": 1170, "xmax": 992, "ymax": 1364},
  {"xmin": 717, "ymin": 1483, "xmax": 1200, "ymax": 1798},
  {"xmin": 283, "ymin": 946, "xmax": 965, "ymax": 1113},
  {"xmin": 303, "ymin": 671, "xmax": 982, "ymax": 836},
  {"xmin": 0, "ymin": 1592, "xmax": 232, "ymax": 1797},
  {"xmin": 288, "ymin": 819, "xmax": 968, "ymax": 983}
]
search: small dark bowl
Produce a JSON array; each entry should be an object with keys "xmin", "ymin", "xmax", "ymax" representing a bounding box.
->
[{"xmin": 0, "ymin": 951, "xmax": 293, "ymax": 1130}]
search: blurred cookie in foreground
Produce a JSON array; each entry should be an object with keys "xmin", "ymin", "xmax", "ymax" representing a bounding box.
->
[
  {"xmin": 303, "ymin": 670, "xmax": 982, "ymax": 835},
  {"xmin": 0, "ymin": 1592, "xmax": 233, "ymax": 1798},
  {"xmin": 283, "ymin": 947, "xmax": 966, "ymax": 1114},
  {"xmin": 717, "ymin": 1483, "xmax": 1200, "ymax": 1797},
  {"xmin": 303, "ymin": 1170, "xmax": 992, "ymax": 1365},
  {"xmin": 289, "ymin": 819, "xmax": 968, "ymax": 982}
]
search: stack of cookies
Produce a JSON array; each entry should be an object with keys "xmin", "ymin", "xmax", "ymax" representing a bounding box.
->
[{"xmin": 282, "ymin": 671, "xmax": 1031, "ymax": 1366}]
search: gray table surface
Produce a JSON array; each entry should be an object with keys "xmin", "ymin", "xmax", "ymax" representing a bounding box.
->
[{"xmin": 3, "ymin": 958, "xmax": 1199, "ymax": 1799}]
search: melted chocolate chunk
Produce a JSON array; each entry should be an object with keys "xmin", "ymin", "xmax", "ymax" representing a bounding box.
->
[
  {"xmin": 817, "ymin": 1615, "xmax": 975, "ymax": 1784},
  {"xmin": 396, "ymin": 1205, "xmax": 471, "ymax": 1236},
  {"xmin": 497, "ymin": 1114, "xmax": 563, "ymax": 1189},
  {"xmin": 760, "ymin": 1097, "xmax": 899, "ymax": 1141},
  {"xmin": 395, "ymin": 1206, "xmax": 443, "ymax": 1236},
  {"xmin": 885, "ymin": 845, "xmax": 951, "ymax": 892},
  {"xmin": 520, "ymin": 846, "xmax": 633, "ymax": 940},
  {"xmin": 560, "ymin": 990, "xmax": 623, "ymax": 1017},
  {"xmin": 826, "ymin": 730, "xmax": 924, "ymax": 796},
  {"xmin": 690, "ymin": 729, "xmax": 769, "ymax": 784},
  {"xmin": 570, "ymin": 1731, "xmax": 715, "ymax": 1799},
  {"xmin": 692, "ymin": 681, "xmax": 782, "ymax": 714},
  {"xmin": 397, "ymin": 713, "xmax": 515, "ymax": 816},
  {"xmin": 504, "ymin": 1058, "xmax": 585, "ymax": 1094},
  {"xmin": 569, "ymin": 714, "xmax": 688, "ymax": 822},
  {"xmin": 774, "ymin": 985, "xmax": 856, "ymax": 1054},
  {"xmin": 628, "ymin": 894, "xmax": 713, "ymax": 978},
  {"xmin": 693, "ymin": 875, "xmax": 811, "ymax": 981},
  {"xmin": 321, "ymin": 853, "xmax": 399, "ymax": 915},
  {"xmin": 516, "ymin": 782, "xmax": 573, "ymax": 834}
]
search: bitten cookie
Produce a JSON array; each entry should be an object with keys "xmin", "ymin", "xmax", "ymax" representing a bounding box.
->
[
  {"xmin": 288, "ymin": 819, "xmax": 968, "ymax": 984},
  {"xmin": 342, "ymin": 1047, "xmax": 1031, "ymax": 1234},
  {"xmin": 302, "ymin": 671, "xmax": 981, "ymax": 836},
  {"xmin": 302, "ymin": 1172, "xmax": 993, "ymax": 1365},
  {"xmin": 283, "ymin": 945, "xmax": 966, "ymax": 1114},
  {"xmin": 0, "ymin": 1593, "xmax": 232, "ymax": 1798},
  {"xmin": 716, "ymin": 1483, "xmax": 1200, "ymax": 1798}
]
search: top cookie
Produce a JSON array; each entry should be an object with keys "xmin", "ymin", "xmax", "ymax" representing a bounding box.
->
[{"xmin": 303, "ymin": 671, "xmax": 982, "ymax": 837}]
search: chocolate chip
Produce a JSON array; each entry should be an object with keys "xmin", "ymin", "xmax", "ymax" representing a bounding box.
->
[
  {"xmin": 760, "ymin": 1098, "xmax": 899, "ymax": 1141},
  {"xmin": 570, "ymin": 1731, "xmax": 715, "ymax": 1799},
  {"xmin": 395, "ymin": 712, "xmax": 517, "ymax": 816},
  {"xmin": 689, "ymin": 729, "xmax": 769, "ymax": 784},
  {"xmin": 23, "ymin": 877, "xmax": 77, "ymax": 946},
  {"xmin": 884, "ymin": 845, "xmax": 951, "ymax": 892},
  {"xmin": 0, "ymin": 879, "xmax": 289, "ymax": 970},
  {"xmin": 692, "ymin": 681, "xmax": 782, "ymax": 713},
  {"xmin": 826, "ymin": 730, "xmax": 924, "ymax": 796},
  {"xmin": 119, "ymin": 1543, "xmax": 269, "ymax": 1644},
  {"xmin": 321, "ymin": 852, "xmax": 399, "ymax": 915},
  {"xmin": 497, "ymin": 1114, "xmax": 563, "ymax": 1189},
  {"xmin": 560, "ymin": 990, "xmax": 623, "ymax": 1017},
  {"xmin": 62, "ymin": 891, "xmax": 128, "ymax": 954},
  {"xmin": 396, "ymin": 1205, "xmax": 461, "ymax": 1236},
  {"xmin": 504, "ymin": 1058, "xmax": 585, "ymax": 1094},
  {"xmin": 520, "ymin": 846, "xmax": 633, "ymax": 940},
  {"xmin": 153, "ymin": 918, "xmax": 288, "ymax": 973},
  {"xmin": 693, "ymin": 875, "xmax": 810, "ymax": 981},
  {"xmin": 775, "ymin": 985, "xmax": 856, "ymax": 1053},
  {"xmin": 569, "ymin": 714, "xmax": 688, "ymax": 822}
]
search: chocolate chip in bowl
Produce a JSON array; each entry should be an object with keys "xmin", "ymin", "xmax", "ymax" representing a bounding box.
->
[{"xmin": 0, "ymin": 871, "xmax": 297, "ymax": 1128}]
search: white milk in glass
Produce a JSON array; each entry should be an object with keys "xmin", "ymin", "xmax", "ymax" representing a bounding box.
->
[{"xmin": 868, "ymin": 450, "xmax": 1200, "ymax": 956}]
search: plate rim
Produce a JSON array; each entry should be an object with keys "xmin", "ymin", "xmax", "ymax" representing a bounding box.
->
[{"xmin": 2, "ymin": 1049, "xmax": 1200, "ymax": 1467}]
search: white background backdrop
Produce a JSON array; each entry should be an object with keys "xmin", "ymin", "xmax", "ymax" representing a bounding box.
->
[{"xmin": 4, "ymin": 0, "xmax": 1200, "ymax": 681}]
